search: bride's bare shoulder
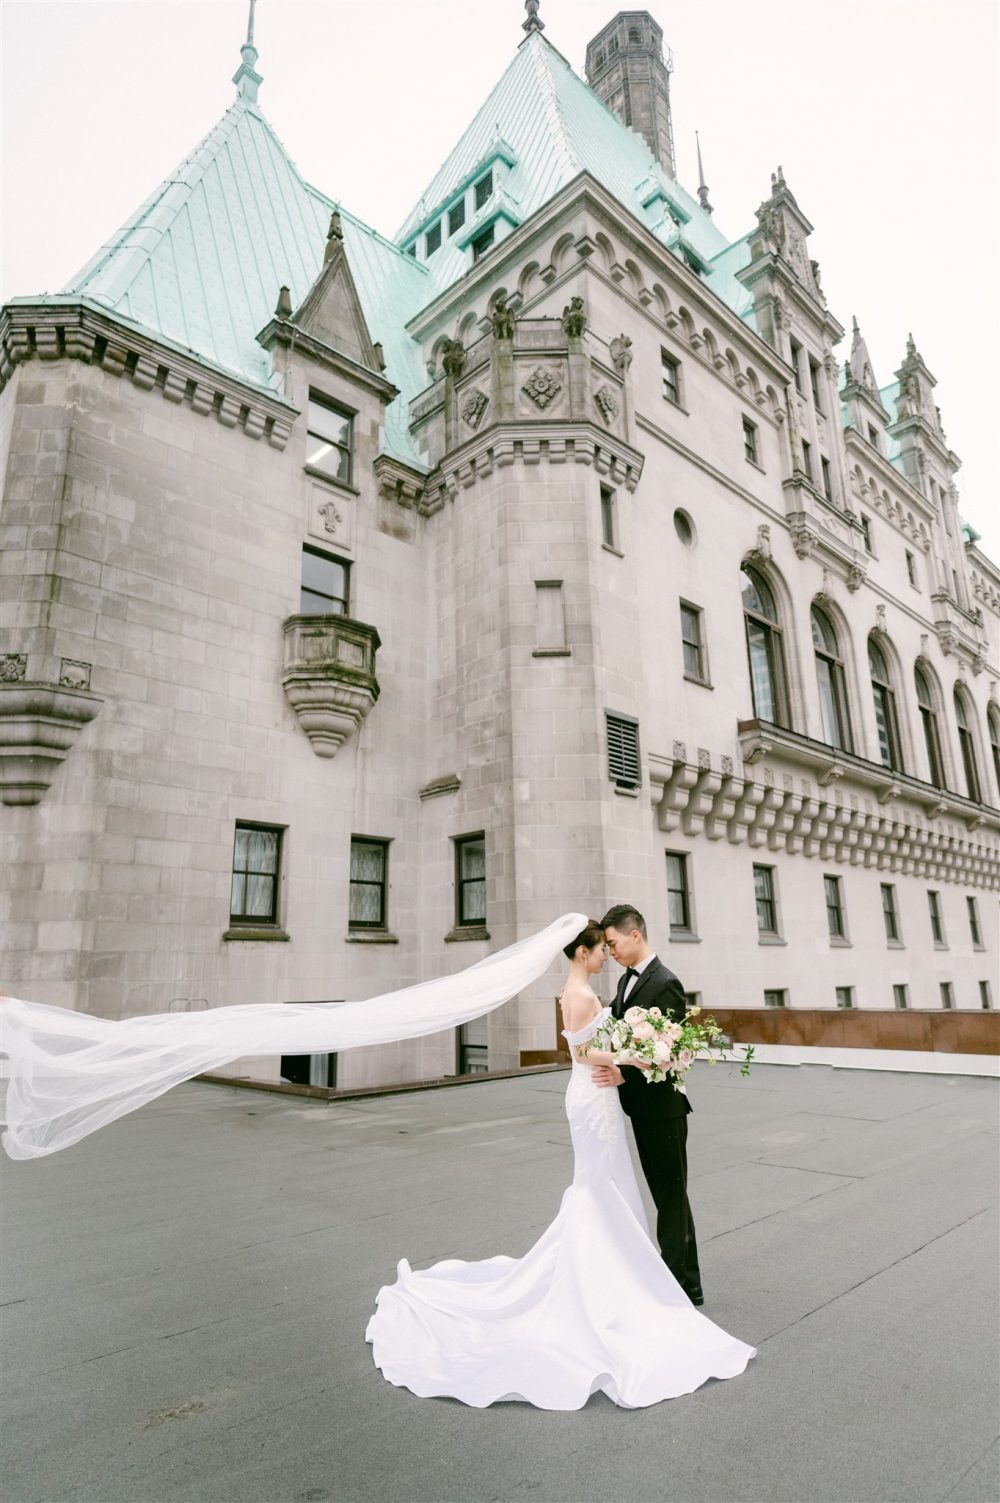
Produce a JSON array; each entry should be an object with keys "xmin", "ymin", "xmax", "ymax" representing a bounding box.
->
[{"xmin": 559, "ymin": 984, "xmax": 600, "ymax": 1029}]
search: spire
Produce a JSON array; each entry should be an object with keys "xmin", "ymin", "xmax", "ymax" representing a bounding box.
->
[
  {"xmin": 695, "ymin": 131, "xmax": 713, "ymax": 215},
  {"xmin": 848, "ymin": 314, "xmax": 879, "ymax": 394},
  {"xmin": 523, "ymin": 0, "xmax": 544, "ymax": 34},
  {"xmin": 233, "ymin": 0, "xmax": 262, "ymax": 103}
]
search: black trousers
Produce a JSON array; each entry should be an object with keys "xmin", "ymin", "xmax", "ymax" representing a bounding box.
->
[{"xmin": 629, "ymin": 1113, "xmax": 702, "ymax": 1294}]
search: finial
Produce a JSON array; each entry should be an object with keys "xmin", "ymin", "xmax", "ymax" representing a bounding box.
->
[
  {"xmin": 323, "ymin": 211, "xmax": 343, "ymax": 263},
  {"xmin": 275, "ymin": 285, "xmax": 292, "ymax": 320},
  {"xmin": 523, "ymin": 0, "xmax": 544, "ymax": 34},
  {"xmin": 695, "ymin": 132, "xmax": 713, "ymax": 216},
  {"xmin": 234, "ymin": 0, "xmax": 262, "ymax": 102},
  {"xmin": 852, "ymin": 314, "xmax": 860, "ymax": 336}
]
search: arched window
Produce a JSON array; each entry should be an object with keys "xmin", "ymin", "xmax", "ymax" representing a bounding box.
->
[
  {"xmin": 741, "ymin": 565, "xmax": 789, "ymax": 726},
  {"xmin": 868, "ymin": 638, "xmax": 901, "ymax": 770},
  {"xmin": 989, "ymin": 706, "xmax": 1000, "ymax": 805},
  {"xmin": 954, "ymin": 688, "xmax": 981, "ymax": 802},
  {"xmin": 811, "ymin": 605, "xmax": 852, "ymax": 751},
  {"xmin": 914, "ymin": 663, "xmax": 945, "ymax": 788}
]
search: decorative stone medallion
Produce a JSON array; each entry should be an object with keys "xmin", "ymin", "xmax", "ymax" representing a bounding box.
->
[
  {"xmin": 0, "ymin": 654, "xmax": 26, "ymax": 683},
  {"xmin": 594, "ymin": 384, "xmax": 619, "ymax": 423},
  {"xmin": 318, "ymin": 500, "xmax": 342, "ymax": 535},
  {"xmin": 522, "ymin": 368, "xmax": 562, "ymax": 409},
  {"xmin": 461, "ymin": 389, "xmax": 488, "ymax": 429},
  {"xmin": 59, "ymin": 659, "xmax": 92, "ymax": 690}
]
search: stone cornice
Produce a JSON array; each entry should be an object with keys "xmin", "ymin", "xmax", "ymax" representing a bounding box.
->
[
  {"xmin": 0, "ymin": 300, "xmax": 298, "ymax": 449},
  {"xmin": 427, "ymin": 421, "xmax": 645, "ymax": 504},
  {"xmin": 647, "ymin": 730, "xmax": 999, "ymax": 890},
  {"xmin": 843, "ymin": 427, "xmax": 936, "ymax": 525}
]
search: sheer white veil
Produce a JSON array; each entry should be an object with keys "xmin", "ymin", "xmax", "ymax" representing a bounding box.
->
[{"xmin": 1, "ymin": 912, "xmax": 587, "ymax": 1160}]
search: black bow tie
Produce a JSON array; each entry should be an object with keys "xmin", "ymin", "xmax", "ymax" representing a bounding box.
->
[{"xmin": 622, "ymin": 967, "xmax": 638, "ymax": 985}]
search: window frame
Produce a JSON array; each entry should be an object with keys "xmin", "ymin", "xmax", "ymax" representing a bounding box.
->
[
  {"xmin": 927, "ymin": 889, "xmax": 947, "ymax": 948},
  {"xmin": 471, "ymin": 223, "xmax": 495, "ymax": 262},
  {"xmin": 835, "ymin": 986, "xmax": 855, "ymax": 1009},
  {"xmin": 868, "ymin": 638, "xmax": 902, "ymax": 772},
  {"xmin": 474, "ymin": 171, "xmax": 494, "ymax": 210},
  {"xmin": 679, "ymin": 599, "xmax": 708, "ymax": 684},
  {"xmin": 447, "ymin": 199, "xmax": 466, "ymax": 237},
  {"xmin": 763, "ymin": 989, "xmax": 787, "ymax": 1008},
  {"xmin": 348, "ymin": 837, "xmax": 390, "ymax": 931},
  {"xmin": 229, "ymin": 822, "xmax": 283, "ymax": 928},
  {"xmin": 788, "ymin": 337, "xmax": 803, "ymax": 395},
  {"xmin": 425, "ymin": 220, "xmax": 442, "ymax": 256},
  {"xmin": 824, "ymin": 873, "xmax": 847, "ymax": 942},
  {"xmin": 860, "ymin": 514, "xmax": 874, "ymax": 555},
  {"xmin": 600, "ymin": 484, "xmax": 618, "ymax": 551},
  {"xmin": 967, "ymin": 895, "xmax": 983, "ymax": 949},
  {"xmin": 954, "ymin": 689, "xmax": 982, "ymax": 803},
  {"xmin": 915, "ymin": 664, "xmax": 945, "ymax": 788},
  {"xmin": 742, "ymin": 565, "xmax": 790, "ymax": 728},
  {"xmin": 893, "ymin": 984, "xmax": 909, "ymax": 1010},
  {"xmin": 742, "ymin": 416, "xmax": 760, "ymax": 466},
  {"xmin": 939, "ymin": 981, "xmax": 954, "ymax": 1010},
  {"xmin": 980, "ymin": 980, "xmax": 994, "ymax": 1010},
  {"xmin": 801, "ymin": 439, "xmax": 813, "ymax": 483},
  {"xmin": 809, "ymin": 356, "xmax": 824, "ymax": 413},
  {"xmin": 454, "ymin": 833, "xmax": 487, "ymax": 929},
  {"xmin": 661, "ymin": 349, "xmax": 682, "ymax": 406},
  {"xmin": 665, "ymin": 850, "xmax": 694, "ymax": 937},
  {"xmin": 880, "ymin": 883, "xmax": 901, "ymax": 945},
  {"xmin": 300, "ymin": 544, "xmax": 350, "ymax": 617},
  {"xmin": 811, "ymin": 604, "xmax": 852, "ymax": 753},
  {"xmin": 753, "ymin": 863, "xmax": 780, "ymax": 938},
  {"xmin": 305, "ymin": 391, "xmax": 354, "ymax": 486}
]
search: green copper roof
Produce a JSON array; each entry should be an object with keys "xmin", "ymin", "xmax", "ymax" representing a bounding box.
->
[
  {"xmin": 397, "ymin": 32, "xmax": 753, "ymax": 322},
  {"xmin": 46, "ymin": 30, "xmax": 760, "ymax": 467}
]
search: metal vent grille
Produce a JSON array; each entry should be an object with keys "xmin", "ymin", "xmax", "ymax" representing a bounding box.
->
[{"xmin": 606, "ymin": 712, "xmax": 641, "ymax": 787}]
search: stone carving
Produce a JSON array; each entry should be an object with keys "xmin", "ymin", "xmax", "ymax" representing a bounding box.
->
[
  {"xmin": 0, "ymin": 682, "xmax": 103, "ymax": 805},
  {"xmin": 461, "ymin": 389, "xmax": 489, "ymax": 429},
  {"xmin": 609, "ymin": 334, "xmax": 633, "ymax": 372},
  {"xmin": 282, "ymin": 615, "xmax": 381, "ymax": 758},
  {"xmin": 750, "ymin": 523, "xmax": 772, "ymax": 562},
  {"xmin": 561, "ymin": 296, "xmax": 586, "ymax": 338},
  {"xmin": 0, "ymin": 654, "xmax": 27, "ymax": 683},
  {"xmin": 721, "ymin": 755, "xmax": 734, "ymax": 777},
  {"xmin": 697, "ymin": 747, "xmax": 711, "ymax": 770},
  {"xmin": 441, "ymin": 339, "xmax": 466, "ymax": 379},
  {"xmin": 491, "ymin": 296, "xmax": 515, "ymax": 339},
  {"xmin": 875, "ymin": 604, "xmax": 888, "ymax": 634},
  {"xmin": 523, "ymin": 368, "xmax": 562, "ymax": 409},
  {"xmin": 846, "ymin": 564, "xmax": 865, "ymax": 593},
  {"xmin": 318, "ymin": 500, "xmax": 343, "ymax": 535},
  {"xmin": 594, "ymin": 385, "xmax": 619, "ymax": 423},
  {"xmin": 58, "ymin": 659, "xmax": 92, "ymax": 690},
  {"xmin": 790, "ymin": 521, "xmax": 815, "ymax": 559}
]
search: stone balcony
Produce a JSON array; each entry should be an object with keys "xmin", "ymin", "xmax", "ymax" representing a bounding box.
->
[
  {"xmin": 281, "ymin": 614, "xmax": 381, "ymax": 757},
  {"xmin": 0, "ymin": 669, "xmax": 103, "ymax": 805}
]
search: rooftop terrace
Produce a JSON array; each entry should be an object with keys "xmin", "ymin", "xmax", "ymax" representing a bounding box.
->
[{"xmin": 2, "ymin": 1062, "xmax": 997, "ymax": 1502}]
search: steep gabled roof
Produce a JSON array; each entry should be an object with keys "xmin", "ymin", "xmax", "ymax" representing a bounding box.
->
[
  {"xmin": 59, "ymin": 94, "xmax": 430, "ymax": 466},
  {"xmin": 395, "ymin": 31, "xmax": 754, "ymax": 322}
]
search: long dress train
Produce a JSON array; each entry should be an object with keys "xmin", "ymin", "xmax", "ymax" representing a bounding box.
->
[{"xmin": 365, "ymin": 1007, "xmax": 756, "ymax": 1409}]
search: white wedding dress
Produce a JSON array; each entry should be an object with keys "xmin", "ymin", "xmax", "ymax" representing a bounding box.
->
[{"xmin": 366, "ymin": 1007, "xmax": 756, "ymax": 1409}]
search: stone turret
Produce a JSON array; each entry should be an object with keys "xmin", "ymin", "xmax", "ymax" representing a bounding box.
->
[{"xmin": 585, "ymin": 11, "xmax": 676, "ymax": 180}]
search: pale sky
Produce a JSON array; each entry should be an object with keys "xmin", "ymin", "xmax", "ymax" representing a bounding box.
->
[{"xmin": 2, "ymin": 0, "xmax": 997, "ymax": 563}]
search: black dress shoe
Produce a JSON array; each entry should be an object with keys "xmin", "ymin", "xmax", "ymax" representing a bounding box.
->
[{"xmin": 685, "ymin": 1288, "xmax": 705, "ymax": 1306}]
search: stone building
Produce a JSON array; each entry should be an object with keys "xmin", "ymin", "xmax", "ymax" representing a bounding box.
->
[{"xmin": 2, "ymin": 5, "xmax": 997, "ymax": 1090}]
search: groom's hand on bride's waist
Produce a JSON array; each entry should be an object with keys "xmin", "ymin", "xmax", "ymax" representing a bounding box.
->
[{"xmin": 591, "ymin": 1064, "xmax": 624, "ymax": 1088}]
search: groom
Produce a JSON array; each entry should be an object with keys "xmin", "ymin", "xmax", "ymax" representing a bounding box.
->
[{"xmin": 592, "ymin": 903, "xmax": 704, "ymax": 1306}]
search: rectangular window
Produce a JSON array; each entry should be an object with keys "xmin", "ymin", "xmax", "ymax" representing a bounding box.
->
[
  {"xmin": 867, "ymin": 423, "xmax": 880, "ymax": 451},
  {"xmin": 940, "ymin": 982, "xmax": 954, "ymax": 1010},
  {"xmin": 880, "ymin": 883, "xmax": 900, "ymax": 943},
  {"xmin": 474, "ymin": 171, "xmax": 494, "ymax": 209},
  {"xmin": 600, "ymin": 484, "xmax": 617, "ymax": 549},
  {"xmin": 455, "ymin": 834, "xmax": 486, "ymax": 927},
  {"xmin": 764, "ymin": 989, "xmax": 787, "ymax": 1008},
  {"xmin": 448, "ymin": 199, "xmax": 466, "ymax": 236},
  {"xmin": 789, "ymin": 337, "xmax": 803, "ymax": 394},
  {"xmin": 861, "ymin": 514, "xmax": 874, "ymax": 554},
  {"xmin": 893, "ymin": 984, "xmax": 909, "ymax": 1010},
  {"xmin": 661, "ymin": 350, "xmax": 681, "ymax": 405},
  {"xmin": 665, "ymin": 851, "xmax": 692, "ymax": 934},
  {"xmin": 306, "ymin": 394, "xmax": 353, "ymax": 483},
  {"xmin": 425, "ymin": 221, "xmax": 442, "ymax": 256},
  {"xmin": 679, "ymin": 601, "xmax": 706, "ymax": 682},
  {"xmin": 824, "ymin": 874, "xmax": 845, "ymax": 939},
  {"xmin": 821, "ymin": 455, "xmax": 832, "ymax": 500},
  {"xmin": 809, "ymin": 356, "xmax": 823, "ymax": 412},
  {"xmin": 754, "ymin": 864, "xmax": 778, "ymax": 935},
  {"xmin": 801, "ymin": 439, "xmax": 813, "ymax": 482},
  {"xmin": 835, "ymin": 986, "xmax": 855, "ymax": 1009},
  {"xmin": 349, "ymin": 838, "xmax": 388, "ymax": 929},
  {"xmin": 967, "ymin": 895, "xmax": 983, "ymax": 947},
  {"xmin": 230, "ymin": 823, "xmax": 281, "ymax": 926},
  {"xmin": 471, "ymin": 224, "xmax": 495, "ymax": 262},
  {"xmin": 458, "ymin": 1017, "xmax": 489, "ymax": 1074},
  {"xmin": 928, "ymin": 889, "xmax": 946, "ymax": 946},
  {"xmin": 300, "ymin": 545, "xmax": 349, "ymax": 616},
  {"xmin": 743, "ymin": 417, "xmax": 759, "ymax": 465},
  {"xmin": 606, "ymin": 712, "xmax": 641, "ymax": 789},
  {"xmin": 980, "ymin": 980, "xmax": 993, "ymax": 1010},
  {"xmin": 906, "ymin": 550, "xmax": 918, "ymax": 587}
]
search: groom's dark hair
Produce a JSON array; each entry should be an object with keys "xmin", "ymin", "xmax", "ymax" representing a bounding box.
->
[{"xmin": 601, "ymin": 904, "xmax": 647, "ymax": 938}]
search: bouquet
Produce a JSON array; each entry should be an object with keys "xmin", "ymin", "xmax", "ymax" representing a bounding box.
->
[{"xmin": 592, "ymin": 1004, "xmax": 754, "ymax": 1094}]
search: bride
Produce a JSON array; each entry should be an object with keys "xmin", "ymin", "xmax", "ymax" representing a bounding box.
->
[{"xmin": 366, "ymin": 920, "xmax": 756, "ymax": 1410}]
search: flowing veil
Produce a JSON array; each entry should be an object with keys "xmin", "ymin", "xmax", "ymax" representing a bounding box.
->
[{"xmin": 1, "ymin": 912, "xmax": 586, "ymax": 1160}]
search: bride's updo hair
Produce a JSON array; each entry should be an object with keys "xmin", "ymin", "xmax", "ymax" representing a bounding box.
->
[{"xmin": 563, "ymin": 919, "xmax": 605, "ymax": 961}]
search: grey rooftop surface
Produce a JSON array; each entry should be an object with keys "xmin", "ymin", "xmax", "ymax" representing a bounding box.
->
[{"xmin": 1, "ymin": 1062, "xmax": 998, "ymax": 1503}]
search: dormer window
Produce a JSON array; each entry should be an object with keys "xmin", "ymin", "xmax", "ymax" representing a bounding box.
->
[
  {"xmin": 867, "ymin": 424, "xmax": 880, "ymax": 451},
  {"xmin": 425, "ymin": 221, "xmax": 442, "ymax": 256},
  {"xmin": 471, "ymin": 224, "xmax": 495, "ymax": 263},
  {"xmin": 474, "ymin": 171, "xmax": 493, "ymax": 210},
  {"xmin": 448, "ymin": 200, "xmax": 466, "ymax": 236}
]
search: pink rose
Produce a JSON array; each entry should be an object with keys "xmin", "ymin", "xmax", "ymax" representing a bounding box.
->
[
  {"xmin": 631, "ymin": 1021, "xmax": 655, "ymax": 1041},
  {"xmin": 677, "ymin": 1049, "xmax": 694, "ymax": 1068},
  {"xmin": 624, "ymin": 1006, "xmax": 646, "ymax": 1026},
  {"xmin": 652, "ymin": 1040, "xmax": 673, "ymax": 1064}
]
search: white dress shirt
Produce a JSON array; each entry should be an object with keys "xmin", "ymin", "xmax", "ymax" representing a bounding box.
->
[{"xmin": 622, "ymin": 952, "xmax": 657, "ymax": 1005}]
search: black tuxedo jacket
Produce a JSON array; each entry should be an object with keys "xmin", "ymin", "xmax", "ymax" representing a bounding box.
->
[{"xmin": 612, "ymin": 956, "xmax": 692, "ymax": 1119}]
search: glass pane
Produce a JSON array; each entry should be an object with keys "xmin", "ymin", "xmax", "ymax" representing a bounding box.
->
[
  {"xmin": 245, "ymin": 828, "xmax": 278, "ymax": 874},
  {"xmin": 746, "ymin": 621, "xmax": 776, "ymax": 721},
  {"xmin": 305, "ymin": 434, "xmax": 350, "ymax": 481},
  {"xmin": 872, "ymin": 685, "xmax": 893, "ymax": 765},
  {"xmin": 953, "ymin": 691, "xmax": 969, "ymax": 730},
  {"xmin": 351, "ymin": 843, "xmax": 385, "ymax": 883},
  {"xmin": 816, "ymin": 658, "xmax": 841, "ymax": 746},
  {"xmin": 460, "ymin": 840, "xmax": 485, "ymax": 880},
  {"xmin": 302, "ymin": 550, "xmax": 346, "ymax": 601},
  {"xmin": 668, "ymin": 889, "xmax": 687, "ymax": 929},
  {"xmin": 245, "ymin": 873, "xmax": 274, "ymax": 917},
  {"xmin": 867, "ymin": 640, "xmax": 887, "ymax": 681},
  {"xmin": 300, "ymin": 586, "xmax": 346, "ymax": 617},
  {"xmin": 461, "ymin": 879, "xmax": 486, "ymax": 923},
  {"xmin": 350, "ymin": 882, "xmax": 382, "ymax": 924},
  {"xmin": 914, "ymin": 665, "xmax": 931, "ymax": 707},
  {"xmin": 810, "ymin": 607, "xmax": 837, "ymax": 654},
  {"xmin": 233, "ymin": 827, "xmax": 251, "ymax": 870},
  {"xmin": 683, "ymin": 640, "xmax": 700, "ymax": 677},
  {"xmin": 307, "ymin": 401, "xmax": 351, "ymax": 447},
  {"xmin": 230, "ymin": 872, "xmax": 246, "ymax": 915}
]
